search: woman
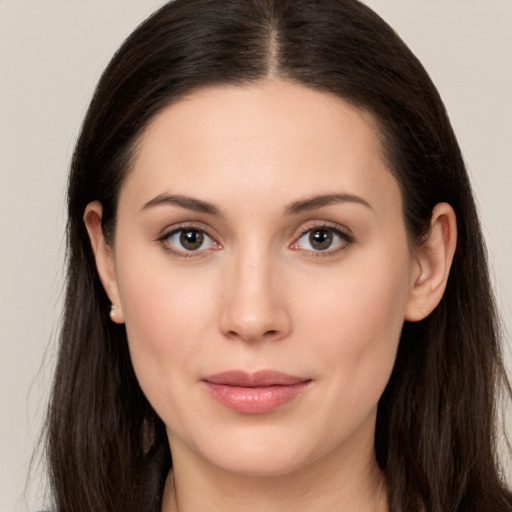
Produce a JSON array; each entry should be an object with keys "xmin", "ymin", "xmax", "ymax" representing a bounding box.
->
[{"xmin": 45, "ymin": 0, "xmax": 512, "ymax": 510}]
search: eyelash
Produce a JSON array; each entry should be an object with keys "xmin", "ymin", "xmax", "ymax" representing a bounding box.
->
[
  {"xmin": 290, "ymin": 224, "xmax": 354, "ymax": 257},
  {"xmin": 157, "ymin": 224, "xmax": 221, "ymax": 258},
  {"xmin": 157, "ymin": 223, "xmax": 354, "ymax": 258}
]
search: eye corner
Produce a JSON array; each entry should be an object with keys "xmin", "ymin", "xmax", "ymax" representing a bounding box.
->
[
  {"xmin": 158, "ymin": 224, "xmax": 222, "ymax": 258},
  {"xmin": 290, "ymin": 223, "xmax": 354, "ymax": 257}
]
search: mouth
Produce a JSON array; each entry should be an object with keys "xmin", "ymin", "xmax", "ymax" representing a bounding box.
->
[{"xmin": 202, "ymin": 370, "xmax": 312, "ymax": 414}]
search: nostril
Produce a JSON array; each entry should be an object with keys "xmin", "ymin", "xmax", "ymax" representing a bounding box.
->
[
  {"xmin": 220, "ymin": 306, "xmax": 292, "ymax": 343},
  {"xmin": 225, "ymin": 328, "xmax": 281, "ymax": 342}
]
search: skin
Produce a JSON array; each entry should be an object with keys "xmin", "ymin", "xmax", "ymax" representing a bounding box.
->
[{"xmin": 85, "ymin": 80, "xmax": 456, "ymax": 512}]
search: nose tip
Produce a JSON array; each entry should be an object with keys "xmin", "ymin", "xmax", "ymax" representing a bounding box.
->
[
  {"xmin": 223, "ymin": 315, "xmax": 286, "ymax": 343},
  {"xmin": 219, "ymin": 260, "xmax": 291, "ymax": 343}
]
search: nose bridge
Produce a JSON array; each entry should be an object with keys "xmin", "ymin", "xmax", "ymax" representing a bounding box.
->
[{"xmin": 220, "ymin": 243, "xmax": 290, "ymax": 342}]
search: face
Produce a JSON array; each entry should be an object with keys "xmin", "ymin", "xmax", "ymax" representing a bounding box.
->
[{"xmin": 99, "ymin": 81, "xmax": 423, "ymax": 476}]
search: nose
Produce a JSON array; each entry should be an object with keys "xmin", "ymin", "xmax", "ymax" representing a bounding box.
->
[{"xmin": 219, "ymin": 249, "xmax": 291, "ymax": 343}]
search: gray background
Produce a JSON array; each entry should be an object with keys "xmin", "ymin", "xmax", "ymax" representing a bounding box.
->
[{"xmin": 1, "ymin": 1, "xmax": 510, "ymax": 510}]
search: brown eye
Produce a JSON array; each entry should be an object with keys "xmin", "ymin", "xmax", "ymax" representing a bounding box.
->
[
  {"xmin": 180, "ymin": 229, "xmax": 204, "ymax": 250},
  {"xmin": 163, "ymin": 228, "xmax": 218, "ymax": 254},
  {"xmin": 292, "ymin": 226, "xmax": 353, "ymax": 254},
  {"xmin": 309, "ymin": 229, "xmax": 333, "ymax": 251}
]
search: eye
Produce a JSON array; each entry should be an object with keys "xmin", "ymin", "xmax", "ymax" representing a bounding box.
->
[
  {"xmin": 161, "ymin": 227, "xmax": 220, "ymax": 255},
  {"xmin": 291, "ymin": 226, "xmax": 352, "ymax": 254}
]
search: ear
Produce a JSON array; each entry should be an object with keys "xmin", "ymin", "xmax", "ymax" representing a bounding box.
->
[
  {"xmin": 83, "ymin": 201, "xmax": 125, "ymax": 324},
  {"xmin": 405, "ymin": 202, "xmax": 457, "ymax": 322}
]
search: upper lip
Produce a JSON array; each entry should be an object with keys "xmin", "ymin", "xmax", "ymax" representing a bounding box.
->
[{"xmin": 203, "ymin": 370, "xmax": 309, "ymax": 387}]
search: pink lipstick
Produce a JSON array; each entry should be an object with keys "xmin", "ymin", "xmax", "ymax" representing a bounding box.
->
[{"xmin": 202, "ymin": 370, "xmax": 311, "ymax": 414}]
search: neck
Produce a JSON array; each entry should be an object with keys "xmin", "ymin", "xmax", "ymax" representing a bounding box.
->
[{"xmin": 161, "ymin": 431, "xmax": 388, "ymax": 512}]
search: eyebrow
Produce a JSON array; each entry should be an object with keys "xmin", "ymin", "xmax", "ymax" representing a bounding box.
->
[
  {"xmin": 285, "ymin": 193, "xmax": 373, "ymax": 215},
  {"xmin": 141, "ymin": 192, "xmax": 372, "ymax": 216},
  {"xmin": 141, "ymin": 194, "xmax": 220, "ymax": 215}
]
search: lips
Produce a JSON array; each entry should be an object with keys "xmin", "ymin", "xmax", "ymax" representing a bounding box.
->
[{"xmin": 202, "ymin": 370, "xmax": 311, "ymax": 414}]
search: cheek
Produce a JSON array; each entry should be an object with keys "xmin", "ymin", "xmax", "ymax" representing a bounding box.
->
[
  {"xmin": 296, "ymin": 248, "xmax": 411, "ymax": 404},
  {"xmin": 115, "ymin": 254, "xmax": 219, "ymax": 408}
]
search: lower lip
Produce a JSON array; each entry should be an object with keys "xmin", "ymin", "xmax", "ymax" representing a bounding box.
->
[{"xmin": 203, "ymin": 381, "xmax": 311, "ymax": 414}]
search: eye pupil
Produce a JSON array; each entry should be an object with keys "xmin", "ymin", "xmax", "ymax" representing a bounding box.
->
[
  {"xmin": 309, "ymin": 229, "xmax": 333, "ymax": 250},
  {"xmin": 180, "ymin": 230, "xmax": 204, "ymax": 250}
]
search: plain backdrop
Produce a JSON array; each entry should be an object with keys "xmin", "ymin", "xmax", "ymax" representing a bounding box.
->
[{"xmin": 1, "ymin": 1, "xmax": 511, "ymax": 511}]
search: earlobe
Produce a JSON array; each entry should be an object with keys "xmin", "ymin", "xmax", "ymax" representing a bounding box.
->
[
  {"xmin": 83, "ymin": 201, "xmax": 125, "ymax": 324},
  {"xmin": 405, "ymin": 202, "xmax": 457, "ymax": 322}
]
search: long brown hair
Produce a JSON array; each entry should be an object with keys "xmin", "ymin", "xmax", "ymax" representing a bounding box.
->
[{"xmin": 46, "ymin": 0, "xmax": 512, "ymax": 510}]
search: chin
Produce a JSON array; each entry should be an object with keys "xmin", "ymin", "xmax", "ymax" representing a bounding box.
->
[
  {"xmin": 176, "ymin": 421, "xmax": 338, "ymax": 478},
  {"xmin": 209, "ymin": 447, "xmax": 316, "ymax": 478}
]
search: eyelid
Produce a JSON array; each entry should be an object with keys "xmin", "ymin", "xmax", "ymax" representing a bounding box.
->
[
  {"xmin": 290, "ymin": 221, "xmax": 354, "ymax": 256},
  {"xmin": 155, "ymin": 220, "xmax": 353, "ymax": 258},
  {"xmin": 157, "ymin": 222, "xmax": 222, "ymax": 257},
  {"xmin": 293, "ymin": 220, "xmax": 353, "ymax": 237}
]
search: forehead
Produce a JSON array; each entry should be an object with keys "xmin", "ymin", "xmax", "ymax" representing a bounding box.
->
[{"xmin": 122, "ymin": 80, "xmax": 400, "ymax": 215}]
